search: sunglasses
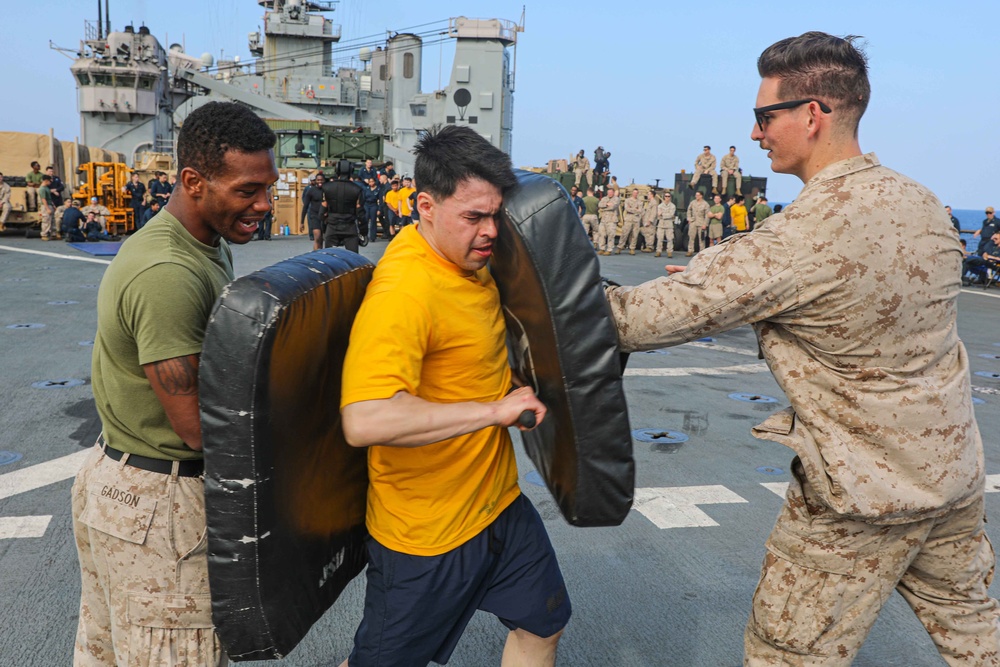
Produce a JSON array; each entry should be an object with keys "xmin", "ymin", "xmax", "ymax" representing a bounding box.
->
[{"xmin": 754, "ymin": 98, "xmax": 832, "ymax": 132}]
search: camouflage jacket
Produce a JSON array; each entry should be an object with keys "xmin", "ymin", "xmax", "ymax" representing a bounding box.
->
[
  {"xmin": 721, "ymin": 154, "xmax": 740, "ymax": 172},
  {"xmin": 623, "ymin": 197, "xmax": 643, "ymax": 221},
  {"xmin": 606, "ymin": 153, "xmax": 981, "ymax": 523},
  {"xmin": 656, "ymin": 201, "xmax": 676, "ymax": 226},
  {"xmin": 641, "ymin": 200, "xmax": 658, "ymax": 224},
  {"xmin": 687, "ymin": 198, "xmax": 710, "ymax": 226},
  {"xmin": 598, "ymin": 195, "xmax": 620, "ymax": 224},
  {"xmin": 694, "ymin": 152, "xmax": 716, "ymax": 173}
]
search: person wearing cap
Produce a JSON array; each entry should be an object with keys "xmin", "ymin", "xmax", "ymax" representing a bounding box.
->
[
  {"xmin": 398, "ymin": 176, "xmax": 416, "ymax": 227},
  {"xmin": 974, "ymin": 206, "xmax": 998, "ymax": 254}
]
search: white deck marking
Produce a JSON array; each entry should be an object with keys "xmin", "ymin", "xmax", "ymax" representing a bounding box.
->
[
  {"xmin": 685, "ymin": 341, "xmax": 759, "ymax": 357},
  {"xmin": 0, "ymin": 449, "xmax": 91, "ymax": 501},
  {"xmin": 985, "ymin": 475, "xmax": 1000, "ymax": 492},
  {"xmin": 0, "ymin": 244, "xmax": 112, "ymax": 265},
  {"xmin": 633, "ymin": 485, "xmax": 748, "ymax": 529},
  {"xmin": 761, "ymin": 482, "xmax": 789, "ymax": 498},
  {"xmin": 624, "ymin": 363, "xmax": 767, "ymax": 377},
  {"xmin": 961, "ymin": 288, "xmax": 1000, "ymax": 299},
  {"xmin": 0, "ymin": 516, "xmax": 53, "ymax": 539}
]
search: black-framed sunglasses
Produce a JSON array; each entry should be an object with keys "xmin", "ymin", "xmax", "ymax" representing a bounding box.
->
[{"xmin": 753, "ymin": 98, "xmax": 832, "ymax": 132}]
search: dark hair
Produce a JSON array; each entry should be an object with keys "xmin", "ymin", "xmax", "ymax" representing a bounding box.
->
[
  {"xmin": 176, "ymin": 102, "xmax": 276, "ymax": 180},
  {"xmin": 773, "ymin": 204, "xmax": 783, "ymax": 213},
  {"xmin": 729, "ymin": 146, "xmax": 736, "ymax": 150},
  {"xmin": 757, "ymin": 32, "xmax": 870, "ymax": 133},
  {"xmin": 703, "ymin": 145, "xmax": 710, "ymax": 150},
  {"xmin": 41, "ymin": 175, "xmax": 52, "ymax": 183},
  {"xmin": 30, "ymin": 161, "xmax": 39, "ymax": 168},
  {"xmin": 735, "ymin": 195, "xmax": 745, "ymax": 203},
  {"xmin": 758, "ymin": 196, "xmax": 768, "ymax": 202},
  {"xmin": 413, "ymin": 125, "xmax": 516, "ymax": 200}
]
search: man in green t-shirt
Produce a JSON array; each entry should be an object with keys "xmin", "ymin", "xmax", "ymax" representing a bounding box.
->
[
  {"xmin": 25, "ymin": 160, "xmax": 42, "ymax": 211},
  {"xmin": 71, "ymin": 102, "xmax": 278, "ymax": 666},
  {"xmin": 581, "ymin": 187, "xmax": 599, "ymax": 243},
  {"xmin": 38, "ymin": 175, "xmax": 57, "ymax": 240},
  {"xmin": 752, "ymin": 195, "xmax": 772, "ymax": 230}
]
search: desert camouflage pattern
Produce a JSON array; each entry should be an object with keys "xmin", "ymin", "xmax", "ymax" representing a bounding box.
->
[
  {"xmin": 72, "ymin": 444, "xmax": 226, "ymax": 666},
  {"xmin": 686, "ymin": 197, "xmax": 710, "ymax": 254},
  {"xmin": 692, "ymin": 150, "xmax": 718, "ymax": 189},
  {"xmin": 607, "ymin": 153, "xmax": 995, "ymax": 662},
  {"xmin": 640, "ymin": 198, "xmax": 658, "ymax": 249},
  {"xmin": 581, "ymin": 213, "xmax": 599, "ymax": 240},
  {"xmin": 744, "ymin": 463, "xmax": 999, "ymax": 666},
  {"xmin": 597, "ymin": 194, "xmax": 620, "ymax": 253},
  {"xmin": 721, "ymin": 153, "xmax": 742, "ymax": 192},
  {"xmin": 608, "ymin": 153, "xmax": 983, "ymax": 521},
  {"xmin": 656, "ymin": 201, "xmax": 676, "ymax": 255},
  {"xmin": 81, "ymin": 204, "xmax": 112, "ymax": 228},
  {"xmin": 617, "ymin": 195, "xmax": 643, "ymax": 251}
]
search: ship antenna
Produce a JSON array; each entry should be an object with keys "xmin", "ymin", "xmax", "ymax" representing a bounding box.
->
[
  {"xmin": 105, "ymin": 0, "xmax": 111, "ymax": 37},
  {"xmin": 97, "ymin": 0, "xmax": 103, "ymax": 39}
]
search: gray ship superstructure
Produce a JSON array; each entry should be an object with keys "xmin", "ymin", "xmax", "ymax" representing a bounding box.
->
[{"xmin": 69, "ymin": 0, "xmax": 523, "ymax": 173}]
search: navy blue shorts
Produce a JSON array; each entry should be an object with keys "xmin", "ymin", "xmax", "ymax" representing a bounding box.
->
[{"xmin": 349, "ymin": 493, "xmax": 571, "ymax": 666}]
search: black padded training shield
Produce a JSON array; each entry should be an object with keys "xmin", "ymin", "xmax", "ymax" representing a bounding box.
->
[
  {"xmin": 200, "ymin": 249, "xmax": 372, "ymax": 660},
  {"xmin": 491, "ymin": 170, "xmax": 634, "ymax": 526}
]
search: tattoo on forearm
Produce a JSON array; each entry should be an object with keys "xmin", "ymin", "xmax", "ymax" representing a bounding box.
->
[{"xmin": 153, "ymin": 357, "xmax": 198, "ymax": 396}]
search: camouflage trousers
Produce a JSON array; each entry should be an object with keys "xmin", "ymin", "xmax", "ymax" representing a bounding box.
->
[
  {"xmin": 687, "ymin": 223, "xmax": 707, "ymax": 254},
  {"xmin": 745, "ymin": 463, "xmax": 1000, "ymax": 666},
  {"xmin": 596, "ymin": 219, "xmax": 617, "ymax": 252},
  {"xmin": 581, "ymin": 213, "xmax": 599, "ymax": 241},
  {"xmin": 618, "ymin": 217, "xmax": 640, "ymax": 251},
  {"xmin": 0, "ymin": 201, "xmax": 10, "ymax": 226},
  {"xmin": 721, "ymin": 169, "xmax": 742, "ymax": 193},
  {"xmin": 640, "ymin": 222, "xmax": 655, "ymax": 249},
  {"xmin": 40, "ymin": 207, "xmax": 55, "ymax": 238},
  {"xmin": 655, "ymin": 224, "xmax": 674, "ymax": 254},
  {"xmin": 72, "ymin": 443, "xmax": 227, "ymax": 666},
  {"xmin": 691, "ymin": 168, "xmax": 717, "ymax": 190}
]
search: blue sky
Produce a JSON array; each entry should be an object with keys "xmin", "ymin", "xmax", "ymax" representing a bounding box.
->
[{"xmin": 3, "ymin": 0, "xmax": 997, "ymax": 208}]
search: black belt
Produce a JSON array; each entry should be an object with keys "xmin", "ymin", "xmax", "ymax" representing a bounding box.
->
[{"xmin": 102, "ymin": 442, "xmax": 204, "ymax": 477}]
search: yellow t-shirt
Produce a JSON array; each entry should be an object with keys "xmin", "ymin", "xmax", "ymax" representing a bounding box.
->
[
  {"xmin": 398, "ymin": 186, "xmax": 416, "ymax": 216},
  {"xmin": 383, "ymin": 188, "xmax": 402, "ymax": 215},
  {"xmin": 341, "ymin": 225, "xmax": 519, "ymax": 556},
  {"xmin": 731, "ymin": 204, "xmax": 748, "ymax": 231}
]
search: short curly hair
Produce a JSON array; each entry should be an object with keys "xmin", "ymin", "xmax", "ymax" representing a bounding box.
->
[{"xmin": 176, "ymin": 102, "xmax": 276, "ymax": 179}]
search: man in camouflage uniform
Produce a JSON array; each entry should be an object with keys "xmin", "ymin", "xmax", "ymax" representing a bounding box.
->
[
  {"xmin": 655, "ymin": 192, "xmax": 676, "ymax": 258},
  {"xmin": 720, "ymin": 145, "xmax": 741, "ymax": 195},
  {"xmin": 0, "ymin": 172, "xmax": 10, "ymax": 231},
  {"xmin": 81, "ymin": 197, "xmax": 112, "ymax": 230},
  {"xmin": 690, "ymin": 145, "xmax": 717, "ymax": 193},
  {"xmin": 639, "ymin": 191, "xmax": 658, "ymax": 252},
  {"xmin": 604, "ymin": 32, "xmax": 999, "ymax": 666},
  {"xmin": 581, "ymin": 187, "xmax": 600, "ymax": 244},
  {"xmin": 71, "ymin": 102, "xmax": 277, "ymax": 667},
  {"xmin": 607, "ymin": 32, "xmax": 1000, "ymax": 667},
  {"xmin": 571, "ymin": 150, "xmax": 591, "ymax": 188},
  {"xmin": 617, "ymin": 188, "xmax": 642, "ymax": 255},
  {"xmin": 596, "ymin": 189, "xmax": 620, "ymax": 256},
  {"xmin": 685, "ymin": 190, "xmax": 709, "ymax": 256}
]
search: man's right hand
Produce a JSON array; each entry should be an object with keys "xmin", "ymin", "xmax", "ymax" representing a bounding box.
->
[{"xmin": 496, "ymin": 386, "xmax": 545, "ymax": 431}]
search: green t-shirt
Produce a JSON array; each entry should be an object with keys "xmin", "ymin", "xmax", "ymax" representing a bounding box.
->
[
  {"xmin": 25, "ymin": 171, "xmax": 43, "ymax": 186},
  {"xmin": 754, "ymin": 203, "xmax": 772, "ymax": 222},
  {"xmin": 583, "ymin": 195, "xmax": 599, "ymax": 216},
  {"xmin": 38, "ymin": 184, "xmax": 52, "ymax": 206},
  {"xmin": 91, "ymin": 209, "xmax": 234, "ymax": 460}
]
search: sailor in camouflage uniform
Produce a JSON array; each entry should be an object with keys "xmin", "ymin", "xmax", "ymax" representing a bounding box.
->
[
  {"xmin": 605, "ymin": 32, "xmax": 999, "ymax": 666},
  {"xmin": 596, "ymin": 189, "xmax": 620, "ymax": 256},
  {"xmin": 720, "ymin": 146, "xmax": 741, "ymax": 194},
  {"xmin": 617, "ymin": 189, "xmax": 642, "ymax": 255},
  {"xmin": 685, "ymin": 191, "xmax": 710, "ymax": 256}
]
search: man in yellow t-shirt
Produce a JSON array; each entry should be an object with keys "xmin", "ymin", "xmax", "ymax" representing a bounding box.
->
[
  {"xmin": 731, "ymin": 194, "xmax": 749, "ymax": 232},
  {"xmin": 382, "ymin": 178, "xmax": 402, "ymax": 236},
  {"xmin": 339, "ymin": 126, "xmax": 570, "ymax": 667},
  {"xmin": 398, "ymin": 175, "xmax": 416, "ymax": 227}
]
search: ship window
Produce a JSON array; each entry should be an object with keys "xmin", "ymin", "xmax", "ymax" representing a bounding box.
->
[
  {"xmin": 379, "ymin": 64, "xmax": 386, "ymax": 81},
  {"xmin": 93, "ymin": 74, "xmax": 112, "ymax": 86},
  {"xmin": 76, "ymin": 73, "xmax": 90, "ymax": 85},
  {"xmin": 403, "ymin": 52, "xmax": 414, "ymax": 79},
  {"xmin": 468, "ymin": 116, "xmax": 478, "ymax": 124},
  {"xmin": 138, "ymin": 76, "xmax": 155, "ymax": 90},
  {"xmin": 410, "ymin": 104, "xmax": 426, "ymax": 117},
  {"xmin": 116, "ymin": 74, "xmax": 136, "ymax": 88}
]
